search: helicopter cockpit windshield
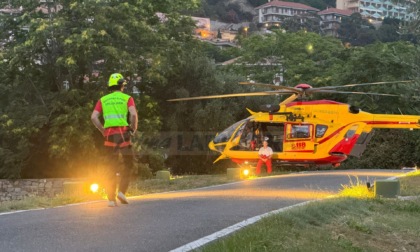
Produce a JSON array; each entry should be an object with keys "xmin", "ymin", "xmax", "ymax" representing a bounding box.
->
[{"xmin": 213, "ymin": 119, "xmax": 248, "ymax": 144}]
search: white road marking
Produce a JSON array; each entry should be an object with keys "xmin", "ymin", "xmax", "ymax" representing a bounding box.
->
[
  {"xmin": 169, "ymin": 200, "xmax": 316, "ymax": 252},
  {"xmin": 0, "ymin": 200, "xmax": 104, "ymax": 216},
  {"xmin": 0, "ymin": 208, "xmax": 44, "ymax": 216}
]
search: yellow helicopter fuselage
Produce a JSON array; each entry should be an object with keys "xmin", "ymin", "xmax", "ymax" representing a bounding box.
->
[{"xmin": 209, "ymin": 100, "xmax": 420, "ymax": 167}]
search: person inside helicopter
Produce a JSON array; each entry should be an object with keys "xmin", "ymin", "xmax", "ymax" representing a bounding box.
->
[
  {"xmin": 239, "ymin": 125, "xmax": 253, "ymax": 150},
  {"xmin": 217, "ymin": 120, "xmax": 284, "ymax": 152},
  {"xmin": 261, "ymin": 124, "xmax": 273, "ymax": 143},
  {"xmin": 255, "ymin": 123, "xmax": 285, "ymax": 152}
]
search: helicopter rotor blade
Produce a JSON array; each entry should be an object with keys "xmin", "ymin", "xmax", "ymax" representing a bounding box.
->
[
  {"xmin": 167, "ymin": 91, "xmax": 295, "ymax": 102},
  {"xmin": 310, "ymin": 90, "xmax": 399, "ymax": 96},
  {"xmin": 310, "ymin": 80, "xmax": 413, "ymax": 91},
  {"xmin": 167, "ymin": 80, "xmax": 409, "ymax": 102},
  {"xmin": 238, "ymin": 82, "xmax": 302, "ymax": 93}
]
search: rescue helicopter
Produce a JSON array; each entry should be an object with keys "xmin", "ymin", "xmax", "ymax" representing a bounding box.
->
[{"xmin": 168, "ymin": 81, "xmax": 420, "ymax": 169}]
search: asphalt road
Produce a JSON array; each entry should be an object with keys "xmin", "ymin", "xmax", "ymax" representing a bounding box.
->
[{"xmin": 0, "ymin": 169, "xmax": 403, "ymax": 252}]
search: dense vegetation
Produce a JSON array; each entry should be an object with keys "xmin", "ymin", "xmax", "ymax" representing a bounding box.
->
[{"xmin": 0, "ymin": 0, "xmax": 420, "ymax": 179}]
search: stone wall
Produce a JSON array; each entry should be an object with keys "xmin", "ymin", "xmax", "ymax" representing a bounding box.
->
[{"xmin": 0, "ymin": 178, "xmax": 84, "ymax": 202}]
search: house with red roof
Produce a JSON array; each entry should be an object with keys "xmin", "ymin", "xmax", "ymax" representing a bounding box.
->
[
  {"xmin": 318, "ymin": 8, "xmax": 353, "ymax": 37},
  {"xmin": 255, "ymin": 0, "xmax": 320, "ymax": 26}
]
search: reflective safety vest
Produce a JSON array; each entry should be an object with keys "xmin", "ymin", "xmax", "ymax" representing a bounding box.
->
[{"xmin": 101, "ymin": 92, "xmax": 131, "ymax": 128}]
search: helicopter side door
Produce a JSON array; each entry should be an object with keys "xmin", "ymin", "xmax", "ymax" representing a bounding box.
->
[
  {"xmin": 257, "ymin": 123, "xmax": 284, "ymax": 152},
  {"xmin": 284, "ymin": 123, "xmax": 315, "ymax": 152}
]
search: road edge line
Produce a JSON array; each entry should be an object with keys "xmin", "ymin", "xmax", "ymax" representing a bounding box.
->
[{"xmin": 169, "ymin": 200, "xmax": 316, "ymax": 252}]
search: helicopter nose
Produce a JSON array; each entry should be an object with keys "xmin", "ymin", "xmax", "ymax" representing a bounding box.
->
[
  {"xmin": 208, "ymin": 141, "xmax": 216, "ymax": 151},
  {"xmin": 208, "ymin": 141, "xmax": 225, "ymax": 153}
]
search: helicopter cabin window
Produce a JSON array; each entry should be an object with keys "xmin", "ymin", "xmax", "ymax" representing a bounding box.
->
[
  {"xmin": 233, "ymin": 122, "xmax": 247, "ymax": 141},
  {"xmin": 345, "ymin": 125, "xmax": 359, "ymax": 138},
  {"xmin": 286, "ymin": 124, "xmax": 313, "ymax": 140},
  {"xmin": 238, "ymin": 123, "xmax": 254, "ymax": 150},
  {"xmin": 213, "ymin": 119, "xmax": 248, "ymax": 144},
  {"xmin": 316, "ymin": 125, "xmax": 328, "ymax": 138}
]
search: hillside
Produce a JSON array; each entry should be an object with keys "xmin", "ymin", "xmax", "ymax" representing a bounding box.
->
[{"xmin": 193, "ymin": 0, "xmax": 336, "ymax": 22}]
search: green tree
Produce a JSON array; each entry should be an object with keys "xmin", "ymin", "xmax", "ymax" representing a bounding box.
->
[
  {"xmin": 334, "ymin": 42, "xmax": 420, "ymax": 169},
  {"xmin": 338, "ymin": 13, "xmax": 377, "ymax": 46},
  {"xmin": 403, "ymin": 0, "xmax": 420, "ymax": 37},
  {"xmin": 0, "ymin": 0, "xmax": 199, "ymax": 178},
  {"xmin": 240, "ymin": 31, "xmax": 344, "ymax": 85},
  {"xmin": 333, "ymin": 42, "xmax": 417, "ymax": 112},
  {"xmin": 142, "ymin": 38, "xmax": 254, "ymax": 173},
  {"xmin": 247, "ymin": 0, "xmax": 267, "ymax": 7},
  {"xmin": 377, "ymin": 23, "xmax": 400, "ymax": 43}
]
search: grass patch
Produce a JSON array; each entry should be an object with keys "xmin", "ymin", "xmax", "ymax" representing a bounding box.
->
[
  {"xmin": 199, "ymin": 197, "xmax": 420, "ymax": 252},
  {"xmin": 399, "ymin": 171, "xmax": 420, "ymax": 196},
  {"xmin": 338, "ymin": 176, "xmax": 374, "ymax": 199}
]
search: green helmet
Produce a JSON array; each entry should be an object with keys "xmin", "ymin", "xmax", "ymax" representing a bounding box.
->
[{"xmin": 108, "ymin": 73, "xmax": 126, "ymax": 87}]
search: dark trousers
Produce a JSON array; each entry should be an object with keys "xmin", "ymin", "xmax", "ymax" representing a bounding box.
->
[{"xmin": 103, "ymin": 136, "xmax": 134, "ymax": 201}]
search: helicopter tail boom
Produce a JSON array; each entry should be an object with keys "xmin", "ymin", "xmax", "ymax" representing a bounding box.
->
[{"xmin": 368, "ymin": 114, "xmax": 420, "ymax": 129}]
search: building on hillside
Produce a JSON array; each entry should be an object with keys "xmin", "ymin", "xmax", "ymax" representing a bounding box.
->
[
  {"xmin": 336, "ymin": 0, "xmax": 416, "ymax": 22},
  {"xmin": 318, "ymin": 8, "xmax": 353, "ymax": 37},
  {"xmin": 0, "ymin": 5, "xmax": 23, "ymax": 47},
  {"xmin": 0, "ymin": 5, "xmax": 22, "ymax": 15},
  {"xmin": 255, "ymin": 0, "xmax": 320, "ymax": 26},
  {"xmin": 192, "ymin": 17, "xmax": 213, "ymax": 39},
  {"xmin": 191, "ymin": 18, "xmax": 248, "ymax": 48},
  {"xmin": 211, "ymin": 21, "xmax": 251, "ymax": 40},
  {"xmin": 0, "ymin": 2, "xmax": 63, "ymax": 15},
  {"xmin": 0, "ymin": 2, "xmax": 64, "ymax": 47}
]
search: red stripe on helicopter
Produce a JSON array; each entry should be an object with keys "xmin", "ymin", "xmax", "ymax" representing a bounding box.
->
[
  {"xmin": 318, "ymin": 120, "xmax": 417, "ymax": 145},
  {"xmin": 284, "ymin": 150, "xmax": 314, "ymax": 153},
  {"xmin": 366, "ymin": 121, "xmax": 418, "ymax": 125},
  {"xmin": 317, "ymin": 125, "xmax": 347, "ymax": 144},
  {"xmin": 329, "ymin": 134, "xmax": 360, "ymax": 155},
  {"xmin": 312, "ymin": 155, "xmax": 348, "ymax": 164}
]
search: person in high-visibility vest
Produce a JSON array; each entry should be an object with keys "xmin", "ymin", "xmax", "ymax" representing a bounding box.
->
[{"xmin": 91, "ymin": 73, "xmax": 138, "ymax": 207}]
